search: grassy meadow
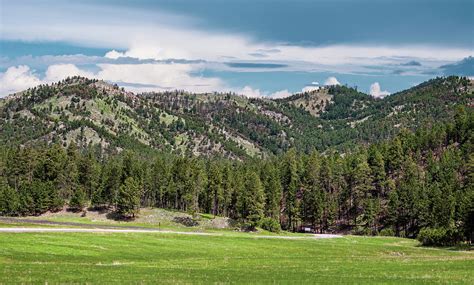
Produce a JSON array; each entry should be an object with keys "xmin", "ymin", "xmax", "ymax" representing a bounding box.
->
[{"xmin": 0, "ymin": 231, "xmax": 472, "ymax": 284}]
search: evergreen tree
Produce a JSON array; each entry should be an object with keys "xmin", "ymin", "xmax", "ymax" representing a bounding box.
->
[
  {"xmin": 387, "ymin": 137, "xmax": 403, "ymax": 177},
  {"xmin": 69, "ymin": 187, "xmax": 87, "ymax": 212},
  {"xmin": 242, "ymin": 170, "xmax": 265, "ymax": 229},
  {"xmin": 351, "ymin": 154, "xmax": 373, "ymax": 225},
  {"xmin": 261, "ymin": 162, "xmax": 282, "ymax": 220},
  {"xmin": 117, "ymin": 177, "xmax": 141, "ymax": 218},
  {"xmin": 186, "ymin": 159, "xmax": 207, "ymax": 216},
  {"xmin": 368, "ymin": 147, "xmax": 386, "ymax": 197},
  {"xmin": 302, "ymin": 152, "xmax": 324, "ymax": 230},
  {"xmin": 208, "ymin": 161, "xmax": 223, "ymax": 216},
  {"xmin": 281, "ymin": 148, "xmax": 300, "ymax": 231},
  {"xmin": 221, "ymin": 163, "xmax": 234, "ymax": 217},
  {"xmin": 0, "ymin": 180, "xmax": 20, "ymax": 216}
]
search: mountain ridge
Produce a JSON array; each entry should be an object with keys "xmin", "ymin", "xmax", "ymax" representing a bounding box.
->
[{"xmin": 1, "ymin": 76, "xmax": 472, "ymax": 158}]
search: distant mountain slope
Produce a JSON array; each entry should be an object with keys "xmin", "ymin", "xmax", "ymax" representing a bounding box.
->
[{"xmin": 1, "ymin": 76, "xmax": 472, "ymax": 158}]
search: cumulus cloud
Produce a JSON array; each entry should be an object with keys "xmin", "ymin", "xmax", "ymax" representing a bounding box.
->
[
  {"xmin": 95, "ymin": 63, "xmax": 224, "ymax": 93},
  {"xmin": 369, "ymin": 82, "xmax": 390, "ymax": 98},
  {"xmin": 238, "ymin": 87, "xmax": 293, "ymax": 99},
  {"xmin": 0, "ymin": 65, "xmax": 42, "ymax": 96},
  {"xmin": 302, "ymin": 86, "xmax": 319, "ymax": 92},
  {"xmin": 239, "ymin": 86, "xmax": 263, "ymax": 98},
  {"xmin": 269, "ymin": 89, "xmax": 292, "ymax": 99},
  {"xmin": 324, "ymin": 77, "xmax": 340, "ymax": 86},
  {"xmin": 104, "ymin": 50, "xmax": 125, "ymax": 59},
  {"xmin": 45, "ymin": 64, "xmax": 95, "ymax": 82}
]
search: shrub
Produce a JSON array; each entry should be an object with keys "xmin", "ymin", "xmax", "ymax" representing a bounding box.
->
[
  {"xmin": 379, "ymin": 228, "xmax": 395, "ymax": 236},
  {"xmin": 353, "ymin": 226, "xmax": 372, "ymax": 236},
  {"xmin": 69, "ymin": 187, "xmax": 87, "ymax": 212},
  {"xmin": 417, "ymin": 227, "xmax": 463, "ymax": 246},
  {"xmin": 240, "ymin": 222, "xmax": 257, "ymax": 232},
  {"xmin": 260, "ymin": 218, "xmax": 281, "ymax": 233},
  {"xmin": 173, "ymin": 216, "xmax": 199, "ymax": 227}
]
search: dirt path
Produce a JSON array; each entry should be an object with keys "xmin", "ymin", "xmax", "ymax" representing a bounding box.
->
[
  {"xmin": 0, "ymin": 217, "xmax": 163, "ymax": 230},
  {"xmin": 0, "ymin": 227, "xmax": 342, "ymax": 239},
  {"xmin": 0, "ymin": 227, "xmax": 216, "ymax": 235},
  {"xmin": 256, "ymin": 234, "xmax": 342, "ymax": 239},
  {"xmin": 0, "ymin": 217, "xmax": 342, "ymax": 239}
]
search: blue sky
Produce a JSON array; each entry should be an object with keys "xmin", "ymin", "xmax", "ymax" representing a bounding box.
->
[{"xmin": 0, "ymin": 0, "xmax": 473, "ymax": 97}]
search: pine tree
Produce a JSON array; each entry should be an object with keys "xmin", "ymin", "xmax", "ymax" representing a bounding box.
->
[
  {"xmin": 461, "ymin": 153, "xmax": 474, "ymax": 241},
  {"xmin": 302, "ymin": 152, "xmax": 324, "ymax": 230},
  {"xmin": 60, "ymin": 143, "xmax": 80, "ymax": 199},
  {"xmin": 117, "ymin": 177, "xmax": 141, "ymax": 218},
  {"xmin": 171, "ymin": 157, "xmax": 191, "ymax": 210},
  {"xmin": 30, "ymin": 181, "xmax": 50, "ymax": 215},
  {"xmin": 221, "ymin": 163, "xmax": 234, "ymax": 217},
  {"xmin": 281, "ymin": 148, "xmax": 300, "ymax": 231},
  {"xmin": 261, "ymin": 162, "xmax": 282, "ymax": 220},
  {"xmin": 208, "ymin": 161, "xmax": 223, "ymax": 216},
  {"xmin": 243, "ymin": 170, "xmax": 265, "ymax": 229},
  {"xmin": 387, "ymin": 180, "xmax": 399, "ymax": 235},
  {"xmin": 352, "ymin": 154, "xmax": 373, "ymax": 225},
  {"xmin": 186, "ymin": 159, "xmax": 207, "ymax": 216},
  {"xmin": 0, "ymin": 180, "xmax": 20, "ymax": 216},
  {"xmin": 387, "ymin": 137, "xmax": 403, "ymax": 177},
  {"xmin": 78, "ymin": 151, "xmax": 101, "ymax": 198},
  {"xmin": 150, "ymin": 155, "xmax": 171, "ymax": 208},
  {"xmin": 397, "ymin": 157, "xmax": 421, "ymax": 237},
  {"xmin": 100, "ymin": 159, "xmax": 122, "ymax": 207},
  {"xmin": 69, "ymin": 186, "xmax": 87, "ymax": 212},
  {"xmin": 368, "ymin": 147, "xmax": 386, "ymax": 197}
]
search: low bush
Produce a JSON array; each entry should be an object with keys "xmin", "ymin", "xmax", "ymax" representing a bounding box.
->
[
  {"xmin": 173, "ymin": 216, "xmax": 199, "ymax": 227},
  {"xmin": 417, "ymin": 227, "xmax": 463, "ymax": 246},
  {"xmin": 353, "ymin": 226, "xmax": 372, "ymax": 236},
  {"xmin": 240, "ymin": 222, "xmax": 257, "ymax": 232},
  {"xmin": 379, "ymin": 228, "xmax": 395, "ymax": 236},
  {"xmin": 69, "ymin": 188, "xmax": 87, "ymax": 212},
  {"xmin": 260, "ymin": 218, "xmax": 281, "ymax": 233}
]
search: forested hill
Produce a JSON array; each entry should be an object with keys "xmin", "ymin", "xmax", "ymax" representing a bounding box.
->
[{"xmin": 1, "ymin": 76, "xmax": 473, "ymax": 158}]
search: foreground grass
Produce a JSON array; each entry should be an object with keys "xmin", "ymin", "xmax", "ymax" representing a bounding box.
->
[{"xmin": 0, "ymin": 232, "xmax": 472, "ymax": 284}]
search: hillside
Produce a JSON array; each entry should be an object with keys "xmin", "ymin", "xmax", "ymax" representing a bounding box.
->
[{"xmin": 1, "ymin": 76, "xmax": 472, "ymax": 158}]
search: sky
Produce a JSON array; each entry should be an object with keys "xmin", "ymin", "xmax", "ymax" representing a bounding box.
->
[{"xmin": 0, "ymin": 0, "xmax": 473, "ymax": 98}]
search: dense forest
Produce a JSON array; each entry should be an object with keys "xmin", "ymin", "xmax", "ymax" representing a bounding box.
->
[{"xmin": 1, "ymin": 106, "xmax": 473, "ymax": 245}]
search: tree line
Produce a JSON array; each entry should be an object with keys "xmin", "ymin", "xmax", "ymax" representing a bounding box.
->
[{"xmin": 1, "ymin": 107, "xmax": 473, "ymax": 244}]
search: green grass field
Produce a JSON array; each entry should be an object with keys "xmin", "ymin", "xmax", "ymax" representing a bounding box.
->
[{"xmin": 0, "ymin": 231, "xmax": 472, "ymax": 284}]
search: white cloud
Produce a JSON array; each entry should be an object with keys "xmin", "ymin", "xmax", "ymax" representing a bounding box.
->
[
  {"xmin": 238, "ymin": 87, "xmax": 293, "ymax": 99},
  {"xmin": 302, "ymin": 86, "xmax": 319, "ymax": 92},
  {"xmin": 239, "ymin": 86, "xmax": 263, "ymax": 98},
  {"xmin": 269, "ymin": 89, "xmax": 292, "ymax": 99},
  {"xmin": 45, "ymin": 64, "xmax": 95, "ymax": 82},
  {"xmin": 324, "ymin": 77, "xmax": 340, "ymax": 86},
  {"xmin": 301, "ymin": 81, "xmax": 321, "ymax": 93},
  {"xmin": 0, "ymin": 65, "xmax": 42, "ymax": 96},
  {"xmin": 104, "ymin": 50, "xmax": 125, "ymax": 59},
  {"xmin": 96, "ymin": 63, "xmax": 224, "ymax": 93},
  {"xmin": 369, "ymin": 82, "xmax": 390, "ymax": 98}
]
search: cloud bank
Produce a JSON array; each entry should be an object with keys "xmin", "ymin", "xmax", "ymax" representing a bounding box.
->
[{"xmin": 1, "ymin": 1, "xmax": 472, "ymax": 97}]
